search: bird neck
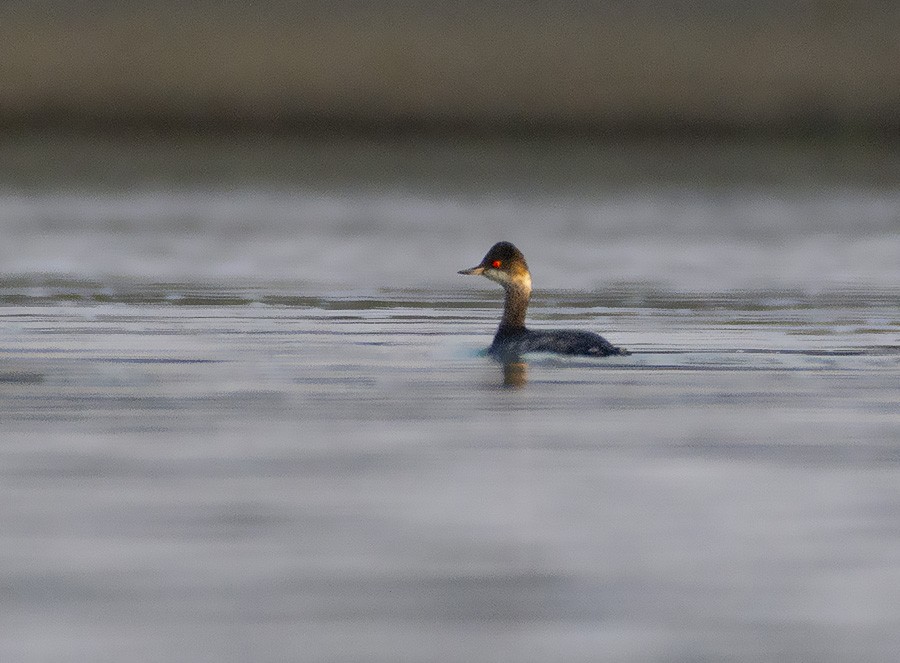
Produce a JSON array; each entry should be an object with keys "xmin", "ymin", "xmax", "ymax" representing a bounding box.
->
[{"xmin": 500, "ymin": 274, "xmax": 531, "ymax": 330}]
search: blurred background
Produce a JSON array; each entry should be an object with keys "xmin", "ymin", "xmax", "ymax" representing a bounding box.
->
[
  {"xmin": 2, "ymin": 0, "xmax": 899, "ymax": 136},
  {"xmin": 2, "ymin": 0, "xmax": 898, "ymax": 286},
  {"xmin": 2, "ymin": 3, "xmax": 900, "ymax": 663}
]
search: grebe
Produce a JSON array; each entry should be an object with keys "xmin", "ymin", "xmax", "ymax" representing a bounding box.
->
[{"xmin": 459, "ymin": 242, "xmax": 629, "ymax": 361}]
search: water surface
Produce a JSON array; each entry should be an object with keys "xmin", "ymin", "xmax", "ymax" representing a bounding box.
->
[{"xmin": 1, "ymin": 137, "xmax": 899, "ymax": 661}]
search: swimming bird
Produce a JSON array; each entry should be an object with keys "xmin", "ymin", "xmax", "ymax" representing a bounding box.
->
[{"xmin": 459, "ymin": 241, "xmax": 629, "ymax": 361}]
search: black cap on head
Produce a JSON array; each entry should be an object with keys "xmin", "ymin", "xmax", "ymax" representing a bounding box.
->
[
  {"xmin": 458, "ymin": 241, "xmax": 527, "ymax": 275},
  {"xmin": 480, "ymin": 242, "xmax": 525, "ymax": 268}
]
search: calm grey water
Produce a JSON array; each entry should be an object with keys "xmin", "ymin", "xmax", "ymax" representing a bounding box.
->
[{"xmin": 1, "ymin": 137, "xmax": 899, "ymax": 662}]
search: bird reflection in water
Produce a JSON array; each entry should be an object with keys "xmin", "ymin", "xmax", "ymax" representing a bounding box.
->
[{"xmin": 502, "ymin": 360, "xmax": 528, "ymax": 388}]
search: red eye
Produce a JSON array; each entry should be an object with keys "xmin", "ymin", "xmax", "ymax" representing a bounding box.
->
[{"xmin": 492, "ymin": 260, "xmax": 502, "ymax": 268}]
